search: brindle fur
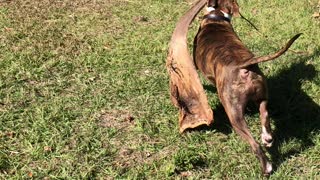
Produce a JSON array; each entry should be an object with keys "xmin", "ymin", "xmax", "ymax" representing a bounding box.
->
[{"xmin": 194, "ymin": 0, "xmax": 301, "ymax": 176}]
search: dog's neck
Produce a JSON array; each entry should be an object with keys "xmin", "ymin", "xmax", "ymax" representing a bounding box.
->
[{"xmin": 204, "ymin": 6, "xmax": 232, "ymax": 22}]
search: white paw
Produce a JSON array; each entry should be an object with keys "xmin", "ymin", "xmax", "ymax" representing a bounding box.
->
[
  {"xmin": 261, "ymin": 126, "xmax": 273, "ymax": 147},
  {"xmin": 261, "ymin": 132, "xmax": 273, "ymax": 147},
  {"xmin": 264, "ymin": 161, "xmax": 273, "ymax": 175}
]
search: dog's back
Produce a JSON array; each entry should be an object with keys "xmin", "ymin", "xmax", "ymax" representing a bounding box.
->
[{"xmin": 194, "ymin": 20, "xmax": 254, "ymax": 81}]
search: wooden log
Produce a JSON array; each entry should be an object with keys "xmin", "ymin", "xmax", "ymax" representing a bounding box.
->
[{"xmin": 166, "ymin": 0, "xmax": 213, "ymax": 133}]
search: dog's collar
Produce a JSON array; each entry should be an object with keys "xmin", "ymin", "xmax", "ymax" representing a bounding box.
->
[
  {"xmin": 203, "ymin": 13, "xmax": 231, "ymax": 22},
  {"xmin": 204, "ymin": 7, "xmax": 232, "ymax": 22}
]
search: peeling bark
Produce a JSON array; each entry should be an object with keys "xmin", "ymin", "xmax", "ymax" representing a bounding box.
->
[{"xmin": 166, "ymin": 0, "xmax": 213, "ymax": 133}]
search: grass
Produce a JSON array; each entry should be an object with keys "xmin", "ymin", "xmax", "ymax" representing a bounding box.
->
[{"xmin": 0, "ymin": 0, "xmax": 319, "ymax": 179}]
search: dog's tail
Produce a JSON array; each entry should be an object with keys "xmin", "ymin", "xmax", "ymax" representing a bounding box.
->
[
  {"xmin": 240, "ymin": 33, "xmax": 302, "ymax": 68},
  {"xmin": 166, "ymin": 0, "xmax": 213, "ymax": 133}
]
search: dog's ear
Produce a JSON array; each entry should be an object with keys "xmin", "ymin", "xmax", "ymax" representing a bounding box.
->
[
  {"xmin": 231, "ymin": 0, "xmax": 240, "ymax": 17},
  {"xmin": 207, "ymin": 0, "xmax": 217, "ymax": 8}
]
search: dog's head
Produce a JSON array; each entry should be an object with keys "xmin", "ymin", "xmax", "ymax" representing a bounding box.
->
[{"xmin": 207, "ymin": 0, "xmax": 240, "ymax": 17}]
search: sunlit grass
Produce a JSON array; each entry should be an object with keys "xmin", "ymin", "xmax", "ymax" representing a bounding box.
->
[{"xmin": 0, "ymin": 0, "xmax": 319, "ymax": 179}]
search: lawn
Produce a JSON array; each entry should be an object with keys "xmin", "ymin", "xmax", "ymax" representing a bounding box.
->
[{"xmin": 0, "ymin": 0, "xmax": 319, "ymax": 179}]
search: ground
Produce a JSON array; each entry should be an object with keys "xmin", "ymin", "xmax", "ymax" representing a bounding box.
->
[{"xmin": 0, "ymin": 0, "xmax": 319, "ymax": 179}]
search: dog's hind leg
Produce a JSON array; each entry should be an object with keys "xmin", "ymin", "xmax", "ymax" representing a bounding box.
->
[
  {"xmin": 222, "ymin": 98, "xmax": 273, "ymax": 176},
  {"xmin": 259, "ymin": 101, "xmax": 273, "ymax": 147}
]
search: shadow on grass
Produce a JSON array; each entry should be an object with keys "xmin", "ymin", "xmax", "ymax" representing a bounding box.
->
[
  {"xmin": 266, "ymin": 50, "xmax": 320, "ymax": 171},
  {"xmin": 198, "ymin": 49, "xmax": 320, "ymax": 173},
  {"xmin": 184, "ymin": 106, "xmax": 233, "ymax": 135}
]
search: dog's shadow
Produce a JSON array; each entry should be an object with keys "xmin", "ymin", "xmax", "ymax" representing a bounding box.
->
[
  {"xmin": 201, "ymin": 50, "xmax": 320, "ymax": 172},
  {"xmin": 266, "ymin": 51, "xmax": 320, "ymax": 171}
]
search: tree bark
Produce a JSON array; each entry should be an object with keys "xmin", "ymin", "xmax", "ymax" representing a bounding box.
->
[{"xmin": 166, "ymin": 0, "xmax": 213, "ymax": 133}]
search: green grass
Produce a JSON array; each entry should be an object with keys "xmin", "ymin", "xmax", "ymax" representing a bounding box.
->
[{"xmin": 0, "ymin": 0, "xmax": 319, "ymax": 179}]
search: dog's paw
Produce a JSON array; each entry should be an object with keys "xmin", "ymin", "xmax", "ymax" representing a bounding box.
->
[
  {"xmin": 263, "ymin": 162, "xmax": 273, "ymax": 176},
  {"xmin": 261, "ymin": 133, "xmax": 273, "ymax": 148}
]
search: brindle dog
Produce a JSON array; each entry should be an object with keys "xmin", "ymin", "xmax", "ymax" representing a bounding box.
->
[{"xmin": 193, "ymin": 0, "xmax": 301, "ymax": 176}]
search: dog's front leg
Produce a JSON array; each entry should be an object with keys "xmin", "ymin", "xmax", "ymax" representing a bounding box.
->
[
  {"xmin": 259, "ymin": 101, "xmax": 273, "ymax": 147},
  {"xmin": 222, "ymin": 98, "xmax": 273, "ymax": 176}
]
